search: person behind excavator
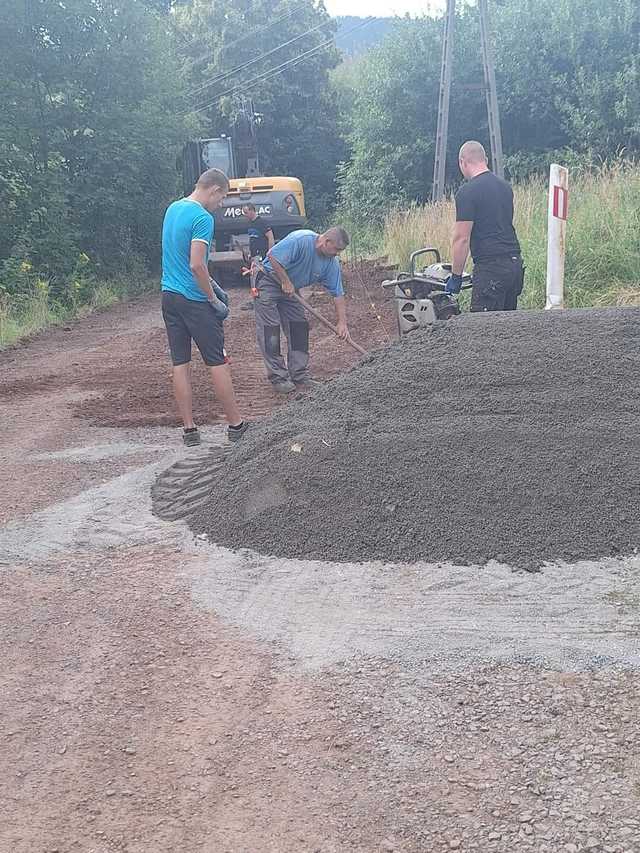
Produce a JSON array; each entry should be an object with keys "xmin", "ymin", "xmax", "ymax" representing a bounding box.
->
[
  {"xmin": 241, "ymin": 202, "xmax": 275, "ymax": 312},
  {"xmin": 243, "ymin": 202, "xmax": 275, "ymax": 260}
]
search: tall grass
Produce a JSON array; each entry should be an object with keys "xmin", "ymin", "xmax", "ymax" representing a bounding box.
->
[
  {"xmin": 381, "ymin": 164, "xmax": 640, "ymax": 309},
  {"xmin": 0, "ymin": 276, "xmax": 156, "ymax": 349},
  {"xmin": 0, "ymin": 287, "xmax": 58, "ymax": 349}
]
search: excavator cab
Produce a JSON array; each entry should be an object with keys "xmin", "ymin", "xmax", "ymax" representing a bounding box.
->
[
  {"xmin": 182, "ymin": 138, "xmax": 236, "ymax": 193},
  {"xmin": 181, "ymin": 136, "xmax": 306, "ymax": 286}
]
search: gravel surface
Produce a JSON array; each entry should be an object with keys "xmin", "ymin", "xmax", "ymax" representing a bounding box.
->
[
  {"xmin": 308, "ymin": 659, "xmax": 640, "ymax": 853},
  {"xmin": 2, "ymin": 295, "xmax": 640, "ymax": 852},
  {"xmin": 180, "ymin": 308, "xmax": 640, "ymax": 570}
]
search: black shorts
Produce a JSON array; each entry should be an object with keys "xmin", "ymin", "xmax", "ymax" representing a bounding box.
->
[
  {"xmin": 161, "ymin": 290, "xmax": 225, "ymax": 367},
  {"xmin": 471, "ymin": 255, "xmax": 524, "ymax": 312}
]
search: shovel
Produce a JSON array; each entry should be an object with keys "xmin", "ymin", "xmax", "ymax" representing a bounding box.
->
[{"xmin": 292, "ymin": 293, "xmax": 369, "ymax": 357}]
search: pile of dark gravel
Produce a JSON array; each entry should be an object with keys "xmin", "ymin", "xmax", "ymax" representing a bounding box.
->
[{"xmin": 162, "ymin": 308, "xmax": 640, "ymax": 570}]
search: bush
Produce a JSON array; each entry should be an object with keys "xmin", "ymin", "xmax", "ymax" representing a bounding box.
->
[{"xmin": 0, "ymin": 0, "xmax": 187, "ymax": 315}]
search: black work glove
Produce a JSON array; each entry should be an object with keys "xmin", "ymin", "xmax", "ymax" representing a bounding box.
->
[{"xmin": 445, "ymin": 273, "xmax": 463, "ymax": 295}]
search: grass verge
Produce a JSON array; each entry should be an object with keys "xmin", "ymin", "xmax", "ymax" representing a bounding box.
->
[
  {"xmin": 0, "ymin": 276, "xmax": 156, "ymax": 350},
  {"xmin": 379, "ymin": 164, "xmax": 640, "ymax": 309}
]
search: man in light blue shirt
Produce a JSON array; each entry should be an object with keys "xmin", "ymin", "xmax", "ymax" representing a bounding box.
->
[
  {"xmin": 255, "ymin": 227, "xmax": 350, "ymax": 392},
  {"xmin": 161, "ymin": 167, "xmax": 248, "ymax": 446}
]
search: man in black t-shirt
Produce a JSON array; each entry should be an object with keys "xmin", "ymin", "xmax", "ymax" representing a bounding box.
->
[
  {"xmin": 242, "ymin": 202, "xmax": 275, "ymax": 311},
  {"xmin": 446, "ymin": 140, "xmax": 524, "ymax": 311},
  {"xmin": 242, "ymin": 203, "xmax": 275, "ymax": 260}
]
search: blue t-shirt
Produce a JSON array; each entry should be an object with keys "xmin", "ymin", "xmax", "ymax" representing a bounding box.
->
[
  {"xmin": 262, "ymin": 229, "xmax": 344, "ymax": 297},
  {"xmin": 161, "ymin": 199, "xmax": 214, "ymax": 302}
]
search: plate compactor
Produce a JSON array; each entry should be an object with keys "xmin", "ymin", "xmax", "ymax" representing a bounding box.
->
[{"xmin": 382, "ymin": 248, "xmax": 472, "ymax": 337}]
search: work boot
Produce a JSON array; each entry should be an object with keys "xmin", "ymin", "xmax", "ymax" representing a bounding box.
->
[
  {"xmin": 271, "ymin": 378, "xmax": 296, "ymax": 394},
  {"xmin": 295, "ymin": 377, "xmax": 323, "ymax": 389}
]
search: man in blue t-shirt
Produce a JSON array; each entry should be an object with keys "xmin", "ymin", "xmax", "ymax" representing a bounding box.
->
[
  {"xmin": 255, "ymin": 227, "xmax": 350, "ymax": 392},
  {"xmin": 161, "ymin": 167, "xmax": 248, "ymax": 446}
]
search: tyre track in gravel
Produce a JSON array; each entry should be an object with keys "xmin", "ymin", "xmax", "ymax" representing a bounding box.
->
[{"xmin": 1, "ymin": 289, "xmax": 640, "ymax": 853}]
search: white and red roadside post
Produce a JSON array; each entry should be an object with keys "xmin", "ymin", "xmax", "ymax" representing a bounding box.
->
[{"xmin": 545, "ymin": 163, "xmax": 569, "ymax": 309}]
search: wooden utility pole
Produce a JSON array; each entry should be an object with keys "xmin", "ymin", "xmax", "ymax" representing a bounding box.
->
[{"xmin": 432, "ymin": 0, "xmax": 505, "ymax": 201}]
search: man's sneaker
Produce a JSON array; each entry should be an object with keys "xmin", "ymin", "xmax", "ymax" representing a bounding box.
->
[
  {"xmin": 182, "ymin": 427, "xmax": 201, "ymax": 447},
  {"xmin": 272, "ymin": 379, "xmax": 296, "ymax": 394},
  {"xmin": 227, "ymin": 421, "xmax": 250, "ymax": 442},
  {"xmin": 240, "ymin": 301, "xmax": 255, "ymax": 312}
]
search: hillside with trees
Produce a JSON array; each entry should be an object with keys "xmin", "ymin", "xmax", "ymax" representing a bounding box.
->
[
  {"xmin": 339, "ymin": 0, "xmax": 640, "ymax": 221},
  {"xmin": 1, "ymin": 0, "xmax": 638, "ymax": 340},
  {"xmin": 335, "ymin": 16, "xmax": 393, "ymax": 55}
]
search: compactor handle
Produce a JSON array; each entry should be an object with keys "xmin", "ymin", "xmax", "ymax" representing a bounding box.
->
[{"xmin": 409, "ymin": 247, "xmax": 441, "ymax": 276}]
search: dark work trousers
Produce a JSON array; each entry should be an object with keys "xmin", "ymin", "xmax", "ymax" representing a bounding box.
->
[
  {"xmin": 254, "ymin": 273, "xmax": 310, "ymax": 384},
  {"xmin": 471, "ymin": 254, "xmax": 525, "ymax": 312}
]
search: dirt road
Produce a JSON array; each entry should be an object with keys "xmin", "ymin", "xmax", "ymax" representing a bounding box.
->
[{"xmin": 1, "ymin": 284, "xmax": 639, "ymax": 853}]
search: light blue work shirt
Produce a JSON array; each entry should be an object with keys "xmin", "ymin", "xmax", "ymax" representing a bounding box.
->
[
  {"xmin": 262, "ymin": 229, "xmax": 344, "ymax": 297},
  {"xmin": 161, "ymin": 199, "xmax": 214, "ymax": 302}
]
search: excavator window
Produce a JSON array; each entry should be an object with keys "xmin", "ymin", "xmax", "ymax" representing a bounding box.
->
[{"xmin": 201, "ymin": 139, "xmax": 234, "ymax": 177}]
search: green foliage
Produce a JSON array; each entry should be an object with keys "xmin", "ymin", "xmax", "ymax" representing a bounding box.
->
[
  {"xmin": 0, "ymin": 280, "xmax": 58, "ymax": 349},
  {"xmin": 337, "ymin": 0, "xmax": 640, "ymax": 224},
  {"xmin": 336, "ymin": 13, "xmax": 490, "ymax": 223},
  {"xmin": 176, "ymin": 0, "xmax": 344, "ymax": 221},
  {"xmin": 496, "ymin": 0, "xmax": 640, "ymax": 157},
  {"xmin": 0, "ymin": 0, "xmax": 189, "ymax": 309},
  {"xmin": 0, "ymin": 271, "xmax": 158, "ymax": 350}
]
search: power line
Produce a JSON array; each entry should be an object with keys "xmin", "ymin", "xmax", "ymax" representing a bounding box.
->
[
  {"xmin": 185, "ymin": 19, "xmax": 330, "ymax": 101},
  {"xmin": 185, "ymin": 26, "xmax": 355, "ymax": 116},
  {"xmin": 182, "ymin": 2, "xmax": 311, "ymax": 68},
  {"xmin": 205, "ymin": 17, "xmax": 375, "ymax": 107},
  {"xmin": 183, "ymin": 17, "xmax": 375, "ymax": 118},
  {"xmin": 179, "ymin": 3, "xmax": 304, "ymax": 58}
]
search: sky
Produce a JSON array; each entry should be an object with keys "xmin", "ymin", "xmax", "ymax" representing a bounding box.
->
[{"xmin": 324, "ymin": 0, "xmax": 446, "ymax": 17}]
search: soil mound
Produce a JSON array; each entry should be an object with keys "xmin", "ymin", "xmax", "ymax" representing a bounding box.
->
[{"xmin": 154, "ymin": 308, "xmax": 640, "ymax": 570}]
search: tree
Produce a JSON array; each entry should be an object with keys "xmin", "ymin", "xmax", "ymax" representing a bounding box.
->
[
  {"xmin": 495, "ymin": 0, "xmax": 640, "ymax": 166},
  {"xmin": 336, "ymin": 0, "xmax": 640, "ymax": 220},
  {"xmin": 336, "ymin": 13, "xmax": 486, "ymax": 221},
  {"xmin": 0, "ymin": 0, "xmax": 189, "ymax": 300},
  {"xmin": 174, "ymin": 0, "xmax": 344, "ymax": 220}
]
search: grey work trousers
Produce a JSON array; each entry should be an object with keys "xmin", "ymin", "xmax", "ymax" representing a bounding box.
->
[{"xmin": 254, "ymin": 273, "xmax": 310, "ymax": 384}]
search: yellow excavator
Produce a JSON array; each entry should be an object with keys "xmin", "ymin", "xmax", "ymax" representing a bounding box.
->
[{"xmin": 181, "ymin": 118, "xmax": 306, "ymax": 286}]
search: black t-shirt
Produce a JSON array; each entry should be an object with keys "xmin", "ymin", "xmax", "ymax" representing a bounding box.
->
[
  {"xmin": 247, "ymin": 215, "xmax": 272, "ymax": 258},
  {"xmin": 455, "ymin": 171, "xmax": 521, "ymax": 262}
]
